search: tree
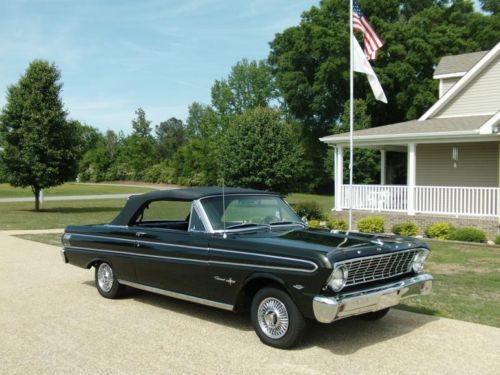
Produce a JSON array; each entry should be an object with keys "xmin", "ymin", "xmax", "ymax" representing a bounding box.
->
[
  {"xmin": 72, "ymin": 121, "xmax": 103, "ymax": 159},
  {"xmin": 115, "ymin": 108, "xmax": 155, "ymax": 180},
  {"xmin": 171, "ymin": 57, "xmax": 282, "ymax": 188},
  {"xmin": 480, "ymin": 0, "xmax": 499, "ymax": 14},
  {"xmin": 77, "ymin": 130, "xmax": 122, "ymax": 182},
  {"xmin": 131, "ymin": 107, "xmax": 152, "ymax": 138},
  {"xmin": 268, "ymin": 0, "xmax": 499, "ymax": 191},
  {"xmin": 220, "ymin": 107, "xmax": 304, "ymax": 194},
  {"xmin": 211, "ymin": 59, "xmax": 278, "ymax": 117},
  {"xmin": 0, "ymin": 60, "xmax": 79, "ymax": 210},
  {"xmin": 333, "ymin": 99, "xmax": 380, "ymax": 184},
  {"xmin": 155, "ymin": 117, "xmax": 186, "ymax": 160}
]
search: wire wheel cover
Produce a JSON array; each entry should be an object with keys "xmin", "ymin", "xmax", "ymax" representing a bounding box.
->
[
  {"xmin": 97, "ymin": 263, "xmax": 114, "ymax": 292},
  {"xmin": 257, "ymin": 297, "xmax": 289, "ymax": 339}
]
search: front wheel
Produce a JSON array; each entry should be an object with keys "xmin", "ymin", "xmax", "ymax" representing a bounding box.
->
[
  {"xmin": 251, "ymin": 287, "xmax": 306, "ymax": 349},
  {"xmin": 95, "ymin": 262, "xmax": 124, "ymax": 299}
]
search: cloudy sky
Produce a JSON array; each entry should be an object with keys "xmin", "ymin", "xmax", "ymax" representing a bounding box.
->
[
  {"xmin": 0, "ymin": 0, "xmax": 483, "ymax": 134},
  {"xmin": 0, "ymin": 0, "xmax": 317, "ymax": 133}
]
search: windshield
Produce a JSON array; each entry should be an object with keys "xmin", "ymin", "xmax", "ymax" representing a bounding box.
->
[{"xmin": 200, "ymin": 195, "xmax": 302, "ymax": 231}]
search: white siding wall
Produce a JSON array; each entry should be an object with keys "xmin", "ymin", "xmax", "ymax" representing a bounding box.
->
[
  {"xmin": 436, "ymin": 55, "xmax": 500, "ymax": 117},
  {"xmin": 439, "ymin": 77, "xmax": 460, "ymax": 98},
  {"xmin": 416, "ymin": 142, "xmax": 499, "ymax": 187}
]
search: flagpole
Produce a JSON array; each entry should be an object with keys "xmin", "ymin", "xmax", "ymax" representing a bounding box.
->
[{"xmin": 348, "ymin": 0, "xmax": 354, "ymax": 231}]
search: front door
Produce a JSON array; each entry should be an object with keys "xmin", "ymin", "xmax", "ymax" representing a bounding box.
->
[{"xmin": 131, "ymin": 200, "xmax": 209, "ymax": 299}]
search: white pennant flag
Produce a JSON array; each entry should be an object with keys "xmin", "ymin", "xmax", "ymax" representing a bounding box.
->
[{"xmin": 352, "ymin": 35, "xmax": 387, "ymax": 103}]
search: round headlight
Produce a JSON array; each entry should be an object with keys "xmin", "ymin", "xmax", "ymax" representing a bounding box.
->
[
  {"xmin": 327, "ymin": 265, "xmax": 348, "ymax": 292},
  {"xmin": 412, "ymin": 249, "xmax": 429, "ymax": 273}
]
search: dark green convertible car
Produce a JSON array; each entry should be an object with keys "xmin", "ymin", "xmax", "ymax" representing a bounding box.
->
[{"xmin": 61, "ymin": 187, "xmax": 432, "ymax": 348}]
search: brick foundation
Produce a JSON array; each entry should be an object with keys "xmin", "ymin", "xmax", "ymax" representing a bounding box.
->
[{"xmin": 330, "ymin": 210, "xmax": 500, "ymax": 240}]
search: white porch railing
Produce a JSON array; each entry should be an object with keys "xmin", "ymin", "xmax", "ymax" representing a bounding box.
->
[{"xmin": 340, "ymin": 185, "xmax": 500, "ymax": 217}]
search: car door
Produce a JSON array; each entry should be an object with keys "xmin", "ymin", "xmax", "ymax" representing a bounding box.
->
[{"xmin": 131, "ymin": 200, "xmax": 210, "ymax": 299}]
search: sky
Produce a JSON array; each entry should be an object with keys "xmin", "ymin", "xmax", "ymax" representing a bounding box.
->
[
  {"xmin": 0, "ymin": 0, "xmax": 317, "ymax": 134},
  {"xmin": 0, "ymin": 0, "xmax": 483, "ymax": 134}
]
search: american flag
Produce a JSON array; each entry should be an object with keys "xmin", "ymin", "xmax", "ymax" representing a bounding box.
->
[{"xmin": 353, "ymin": 0, "xmax": 384, "ymax": 60}]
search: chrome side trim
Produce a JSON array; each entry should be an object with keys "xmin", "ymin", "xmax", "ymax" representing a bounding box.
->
[
  {"xmin": 313, "ymin": 273, "xmax": 433, "ymax": 323},
  {"xmin": 70, "ymin": 233, "xmax": 209, "ymax": 251},
  {"xmin": 209, "ymin": 260, "xmax": 314, "ymax": 273},
  {"xmin": 210, "ymin": 248, "xmax": 319, "ymax": 272},
  {"xmin": 65, "ymin": 246, "xmax": 207, "ymax": 264},
  {"xmin": 117, "ymin": 279, "xmax": 234, "ymax": 311},
  {"xmin": 67, "ymin": 234, "xmax": 318, "ymax": 272},
  {"xmin": 65, "ymin": 246, "xmax": 317, "ymax": 273}
]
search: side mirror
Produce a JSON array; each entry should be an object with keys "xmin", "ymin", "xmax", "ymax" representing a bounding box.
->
[{"xmin": 301, "ymin": 216, "xmax": 308, "ymax": 225}]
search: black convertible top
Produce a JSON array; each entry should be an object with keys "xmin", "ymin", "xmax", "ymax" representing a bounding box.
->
[{"xmin": 110, "ymin": 187, "xmax": 279, "ymax": 225}]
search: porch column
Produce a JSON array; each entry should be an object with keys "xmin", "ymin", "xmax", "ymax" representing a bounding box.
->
[
  {"xmin": 407, "ymin": 143, "xmax": 416, "ymax": 215},
  {"xmin": 380, "ymin": 150, "xmax": 386, "ymax": 185},
  {"xmin": 334, "ymin": 145, "xmax": 344, "ymax": 211}
]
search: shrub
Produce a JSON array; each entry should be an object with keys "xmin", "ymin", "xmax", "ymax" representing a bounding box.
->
[
  {"xmin": 327, "ymin": 219, "xmax": 348, "ymax": 231},
  {"xmin": 392, "ymin": 222, "xmax": 419, "ymax": 237},
  {"xmin": 357, "ymin": 216, "xmax": 385, "ymax": 233},
  {"xmin": 448, "ymin": 227, "xmax": 486, "ymax": 243},
  {"xmin": 144, "ymin": 163, "xmax": 175, "ymax": 184},
  {"xmin": 307, "ymin": 219, "xmax": 321, "ymax": 229},
  {"xmin": 495, "ymin": 235, "xmax": 500, "ymax": 245},
  {"xmin": 425, "ymin": 222, "xmax": 453, "ymax": 240},
  {"xmin": 291, "ymin": 201, "xmax": 325, "ymax": 220}
]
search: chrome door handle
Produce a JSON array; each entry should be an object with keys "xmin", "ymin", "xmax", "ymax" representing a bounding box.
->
[{"xmin": 135, "ymin": 232, "xmax": 147, "ymax": 238}]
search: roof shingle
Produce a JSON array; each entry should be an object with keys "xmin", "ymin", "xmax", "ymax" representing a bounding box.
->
[
  {"xmin": 321, "ymin": 115, "xmax": 491, "ymax": 142},
  {"xmin": 434, "ymin": 51, "xmax": 488, "ymax": 77}
]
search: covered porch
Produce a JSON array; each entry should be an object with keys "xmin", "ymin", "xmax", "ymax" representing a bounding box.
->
[{"xmin": 321, "ymin": 116, "xmax": 500, "ymax": 219}]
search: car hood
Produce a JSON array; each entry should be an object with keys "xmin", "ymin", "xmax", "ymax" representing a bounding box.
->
[{"xmin": 225, "ymin": 228, "xmax": 428, "ymax": 265}]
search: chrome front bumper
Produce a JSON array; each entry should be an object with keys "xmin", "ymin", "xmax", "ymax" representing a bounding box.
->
[{"xmin": 313, "ymin": 273, "xmax": 433, "ymax": 323}]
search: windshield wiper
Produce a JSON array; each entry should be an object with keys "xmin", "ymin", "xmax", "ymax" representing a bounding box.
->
[
  {"xmin": 225, "ymin": 223, "xmax": 269, "ymax": 230},
  {"xmin": 269, "ymin": 221, "xmax": 305, "ymax": 227}
]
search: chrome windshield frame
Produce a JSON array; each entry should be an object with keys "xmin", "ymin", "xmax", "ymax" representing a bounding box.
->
[{"xmin": 197, "ymin": 194, "xmax": 303, "ymax": 235}]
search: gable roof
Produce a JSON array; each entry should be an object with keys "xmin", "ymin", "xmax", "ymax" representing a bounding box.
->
[
  {"xmin": 434, "ymin": 51, "xmax": 489, "ymax": 78},
  {"xmin": 420, "ymin": 42, "xmax": 500, "ymax": 121},
  {"xmin": 320, "ymin": 115, "xmax": 492, "ymax": 145}
]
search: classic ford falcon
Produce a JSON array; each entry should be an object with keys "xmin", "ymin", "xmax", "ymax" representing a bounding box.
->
[{"xmin": 61, "ymin": 187, "xmax": 432, "ymax": 348}]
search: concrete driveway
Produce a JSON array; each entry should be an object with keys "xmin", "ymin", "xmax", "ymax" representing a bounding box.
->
[{"xmin": 1, "ymin": 232, "xmax": 499, "ymax": 375}]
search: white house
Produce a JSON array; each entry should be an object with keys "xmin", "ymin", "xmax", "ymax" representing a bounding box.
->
[{"xmin": 320, "ymin": 42, "xmax": 500, "ymax": 236}]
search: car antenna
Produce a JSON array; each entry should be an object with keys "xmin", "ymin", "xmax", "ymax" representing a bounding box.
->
[{"xmin": 222, "ymin": 177, "xmax": 227, "ymax": 239}]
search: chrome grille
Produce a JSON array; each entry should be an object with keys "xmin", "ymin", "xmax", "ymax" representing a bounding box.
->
[{"xmin": 338, "ymin": 249, "xmax": 418, "ymax": 287}]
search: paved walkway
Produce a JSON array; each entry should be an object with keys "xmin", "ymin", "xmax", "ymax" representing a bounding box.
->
[
  {"xmin": 1, "ymin": 232, "xmax": 499, "ymax": 374},
  {"xmin": 0, "ymin": 183, "xmax": 178, "ymax": 203},
  {"xmin": 0, "ymin": 194, "xmax": 133, "ymax": 203}
]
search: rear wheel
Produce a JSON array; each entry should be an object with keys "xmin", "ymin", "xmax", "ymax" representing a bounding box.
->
[
  {"xmin": 359, "ymin": 308, "xmax": 390, "ymax": 321},
  {"xmin": 251, "ymin": 287, "xmax": 306, "ymax": 349},
  {"xmin": 95, "ymin": 262, "xmax": 123, "ymax": 299}
]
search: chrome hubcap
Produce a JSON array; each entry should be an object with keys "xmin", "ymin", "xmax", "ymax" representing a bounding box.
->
[
  {"xmin": 97, "ymin": 263, "xmax": 114, "ymax": 292},
  {"xmin": 257, "ymin": 297, "xmax": 289, "ymax": 339}
]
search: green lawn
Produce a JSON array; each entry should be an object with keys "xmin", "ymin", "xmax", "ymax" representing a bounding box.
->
[
  {"xmin": 0, "ymin": 199, "xmax": 126, "ymax": 230},
  {"xmin": 0, "ymin": 183, "xmax": 153, "ymax": 198},
  {"xmin": 398, "ymin": 239, "xmax": 500, "ymax": 328}
]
